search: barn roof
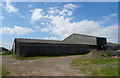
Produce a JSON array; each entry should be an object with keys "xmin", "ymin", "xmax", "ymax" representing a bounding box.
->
[
  {"xmin": 63, "ymin": 33, "xmax": 97, "ymax": 41},
  {"xmin": 15, "ymin": 38, "xmax": 63, "ymax": 44},
  {"xmin": 15, "ymin": 33, "xmax": 106, "ymax": 45},
  {"xmin": 63, "ymin": 33, "xmax": 98, "ymax": 45}
]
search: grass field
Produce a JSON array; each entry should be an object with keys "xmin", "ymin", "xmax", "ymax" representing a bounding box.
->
[{"xmin": 70, "ymin": 58, "xmax": 119, "ymax": 76}]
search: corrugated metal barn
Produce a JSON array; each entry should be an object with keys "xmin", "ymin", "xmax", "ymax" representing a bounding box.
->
[
  {"xmin": 107, "ymin": 42, "xmax": 120, "ymax": 50},
  {"xmin": 12, "ymin": 33, "xmax": 119, "ymax": 57}
]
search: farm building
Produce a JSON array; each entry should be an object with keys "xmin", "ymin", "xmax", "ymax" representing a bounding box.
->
[
  {"xmin": 107, "ymin": 42, "xmax": 120, "ymax": 50},
  {"xmin": 12, "ymin": 33, "xmax": 119, "ymax": 57}
]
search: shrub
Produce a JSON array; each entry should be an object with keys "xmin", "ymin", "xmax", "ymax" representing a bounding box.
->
[
  {"xmin": 106, "ymin": 50, "xmax": 113, "ymax": 57},
  {"xmin": 2, "ymin": 50, "xmax": 12, "ymax": 55}
]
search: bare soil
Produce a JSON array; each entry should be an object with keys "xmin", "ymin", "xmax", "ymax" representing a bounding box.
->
[
  {"xmin": 2, "ymin": 50, "xmax": 103, "ymax": 76},
  {"xmin": 2, "ymin": 55, "xmax": 85, "ymax": 76}
]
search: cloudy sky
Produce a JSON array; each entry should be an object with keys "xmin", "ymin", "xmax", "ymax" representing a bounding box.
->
[{"xmin": 0, "ymin": 1, "xmax": 118, "ymax": 49}]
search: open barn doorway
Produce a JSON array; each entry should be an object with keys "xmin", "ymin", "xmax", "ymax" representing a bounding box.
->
[{"xmin": 97, "ymin": 37, "xmax": 107, "ymax": 50}]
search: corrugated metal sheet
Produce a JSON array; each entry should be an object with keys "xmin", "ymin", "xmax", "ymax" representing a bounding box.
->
[
  {"xmin": 13, "ymin": 33, "xmax": 120, "ymax": 57},
  {"xmin": 16, "ymin": 33, "xmax": 106, "ymax": 45},
  {"xmin": 107, "ymin": 42, "xmax": 119, "ymax": 46},
  {"xmin": 16, "ymin": 38, "xmax": 63, "ymax": 44},
  {"xmin": 19, "ymin": 42, "xmax": 90, "ymax": 57},
  {"xmin": 63, "ymin": 33, "xmax": 97, "ymax": 45}
]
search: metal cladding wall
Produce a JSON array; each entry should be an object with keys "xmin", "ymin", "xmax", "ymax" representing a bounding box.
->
[
  {"xmin": 63, "ymin": 34, "xmax": 97, "ymax": 45},
  {"xmin": 107, "ymin": 43, "xmax": 120, "ymax": 50},
  {"xmin": 18, "ymin": 42, "xmax": 90, "ymax": 57},
  {"xmin": 107, "ymin": 46, "xmax": 119, "ymax": 50}
]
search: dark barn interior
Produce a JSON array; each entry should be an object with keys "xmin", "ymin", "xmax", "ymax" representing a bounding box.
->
[
  {"xmin": 97, "ymin": 37, "xmax": 107, "ymax": 50},
  {"xmin": 12, "ymin": 33, "xmax": 119, "ymax": 57}
]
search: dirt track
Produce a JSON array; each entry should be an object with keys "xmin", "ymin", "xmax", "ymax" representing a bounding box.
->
[{"xmin": 2, "ymin": 55, "xmax": 85, "ymax": 76}]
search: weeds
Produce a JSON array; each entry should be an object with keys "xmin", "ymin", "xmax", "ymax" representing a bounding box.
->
[{"xmin": 70, "ymin": 58, "xmax": 119, "ymax": 76}]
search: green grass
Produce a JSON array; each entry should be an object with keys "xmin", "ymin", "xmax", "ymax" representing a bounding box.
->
[
  {"xmin": 2, "ymin": 55, "xmax": 12, "ymax": 57},
  {"xmin": 11, "ymin": 54, "xmax": 61, "ymax": 60},
  {"xmin": 11, "ymin": 54, "xmax": 83, "ymax": 60},
  {"xmin": 0, "ymin": 67, "xmax": 9, "ymax": 77},
  {"xmin": 70, "ymin": 58, "xmax": 119, "ymax": 76}
]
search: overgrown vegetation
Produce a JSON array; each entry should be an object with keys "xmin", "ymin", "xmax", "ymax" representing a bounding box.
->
[
  {"xmin": 98, "ymin": 50, "xmax": 119, "ymax": 57},
  {"xmin": 70, "ymin": 58, "xmax": 119, "ymax": 76},
  {"xmin": 2, "ymin": 51, "xmax": 12, "ymax": 55},
  {"xmin": 1, "ymin": 47, "xmax": 12, "ymax": 55}
]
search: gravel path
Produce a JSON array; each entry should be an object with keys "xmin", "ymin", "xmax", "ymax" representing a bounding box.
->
[{"xmin": 2, "ymin": 55, "xmax": 85, "ymax": 76}]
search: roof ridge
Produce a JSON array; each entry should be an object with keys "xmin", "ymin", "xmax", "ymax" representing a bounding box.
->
[
  {"xmin": 16, "ymin": 38, "xmax": 62, "ymax": 41},
  {"xmin": 72, "ymin": 33, "xmax": 106, "ymax": 38},
  {"xmin": 63, "ymin": 33, "xmax": 97, "ymax": 41}
]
